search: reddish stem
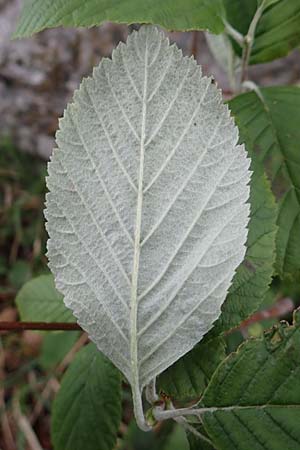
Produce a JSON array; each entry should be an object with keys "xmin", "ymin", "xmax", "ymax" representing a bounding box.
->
[
  {"xmin": 0, "ymin": 298, "xmax": 294, "ymax": 333},
  {"xmin": 0, "ymin": 322, "xmax": 81, "ymax": 331},
  {"xmin": 239, "ymin": 297, "xmax": 294, "ymax": 330}
]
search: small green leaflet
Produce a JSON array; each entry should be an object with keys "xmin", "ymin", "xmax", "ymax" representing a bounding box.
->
[{"xmin": 16, "ymin": 274, "xmax": 75, "ymax": 323}]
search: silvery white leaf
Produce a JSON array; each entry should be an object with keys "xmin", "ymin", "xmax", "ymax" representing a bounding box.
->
[
  {"xmin": 205, "ymin": 32, "xmax": 241, "ymax": 90},
  {"xmin": 45, "ymin": 25, "xmax": 251, "ymax": 429},
  {"xmin": 205, "ymin": 32, "xmax": 241, "ymax": 72}
]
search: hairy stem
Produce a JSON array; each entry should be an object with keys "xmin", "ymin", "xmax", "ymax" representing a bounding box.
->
[
  {"xmin": 132, "ymin": 385, "xmax": 151, "ymax": 431},
  {"xmin": 145, "ymin": 378, "xmax": 159, "ymax": 404},
  {"xmin": 240, "ymin": 0, "xmax": 267, "ymax": 85},
  {"xmin": 153, "ymin": 403, "xmax": 279, "ymax": 422},
  {"xmin": 223, "ymin": 20, "xmax": 244, "ymax": 46},
  {"xmin": 153, "ymin": 406, "xmax": 204, "ymax": 421},
  {"xmin": 174, "ymin": 416, "xmax": 213, "ymax": 446},
  {"xmin": 164, "ymin": 400, "xmax": 214, "ymax": 446}
]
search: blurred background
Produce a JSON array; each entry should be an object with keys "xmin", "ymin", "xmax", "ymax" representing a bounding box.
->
[{"xmin": 1, "ymin": 0, "xmax": 300, "ymax": 449}]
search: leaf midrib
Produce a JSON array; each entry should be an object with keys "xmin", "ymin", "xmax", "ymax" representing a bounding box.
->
[
  {"xmin": 130, "ymin": 31, "xmax": 149, "ymax": 405},
  {"xmin": 202, "ymin": 404, "xmax": 300, "ymax": 412}
]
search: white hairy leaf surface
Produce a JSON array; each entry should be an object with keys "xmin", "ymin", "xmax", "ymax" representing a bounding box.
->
[{"xmin": 45, "ymin": 25, "xmax": 251, "ymax": 428}]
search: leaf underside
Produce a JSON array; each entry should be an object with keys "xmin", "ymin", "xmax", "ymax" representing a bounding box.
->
[{"xmin": 45, "ymin": 25, "xmax": 250, "ymax": 425}]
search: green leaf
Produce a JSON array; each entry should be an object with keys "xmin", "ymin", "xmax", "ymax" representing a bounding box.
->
[
  {"xmin": 121, "ymin": 420, "xmax": 175, "ymax": 450},
  {"xmin": 224, "ymin": 0, "xmax": 300, "ymax": 64},
  {"xmin": 121, "ymin": 421, "xmax": 189, "ymax": 450},
  {"xmin": 252, "ymin": 0, "xmax": 300, "ymax": 64},
  {"xmin": 201, "ymin": 309, "xmax": 300, "ymax": 450},
  {"xmin": 260, "ymin": 0, "xmax": 281, "ymax": 7},
  {"xmin": 213, "ymin": 165, "xmax": 277, "ymax": 333},
  {"xmin": 224, "ymin": 0, "xmax": 256, "ymax": 37},
  {"xmin": 162, "ymin": 425, "xmax": 189, "ymax": 450},
  {"xmin": 8, "ymin": 260, "xmax": 32, "ymax": 289},
  {"xmin": 14, "ymin": 0, "xmax": 225, "ymax": 38},
  {"xmin": 188, "ymin": 426, "xmax": 216, "ymax": 450},
  {"xmin": 229, "ymin": 87, "xmax": 300, "ymax": 278},
  {"xmin": 39, "ymin": 331, "xmax": 80, "ymax": 370},
  {"xmin": 16, "ymin": 274, "xmax": 75, "ymax": 322},
  {"xmin": 51, "ymin": 343, "xmax": 122, "ymax": 450},
  {"xmin": 158, "ymin": 337, "xmax": 225, "ymax": 401}
]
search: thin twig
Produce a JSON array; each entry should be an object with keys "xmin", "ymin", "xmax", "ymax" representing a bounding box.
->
[
  {"xmin": 239, "ymin": 0, "xmax": 266, "ymax": 84},
  {"xmin": 190, "ymin": 31, "xmax": 200, "ymax": 58},
  {"xmin": 167, "ymin": 400, "xmax": 214, "ymax": 446},
  {"xmin": 220, "ymin": 297, "xmax": 295, "ymax": 338},
  {"xmin": 242, "ymin": 80, "xmax": 266, "ymax": 102},
  {"xmin": 1, "ymin": 297, "xmax": 293, "ymax": 333},
  {"xmin": 239, "ymin": 297, "xmax": 294, "ymax": 331},
  {"xmin": 240, "ymin": 37, "xmax": 251, "ymax": 84},
  {"xmin": 56, "ymin": 332, "xmax": 89, "ymax": 374},
  {"xmin": 0, "ymin": 338, "xmax": 16, "ymax": 450},
  {"xmin": 13, "ymin": 396, "xmax": 43, "ymax": 450},
  {"xmin": 30, "ymin": 377, "xmax": 60, "ymax": 424},
  {"xmin": 174, "ymin": 416, "xmax": 213, "ymax": 445},
  {"xmin": 223, "ymin": 19, "xmax": 244, "ymax": 46},
  {"xmin": 0, "ymin": 321, "xmax": 81, "ymax": 331}
]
